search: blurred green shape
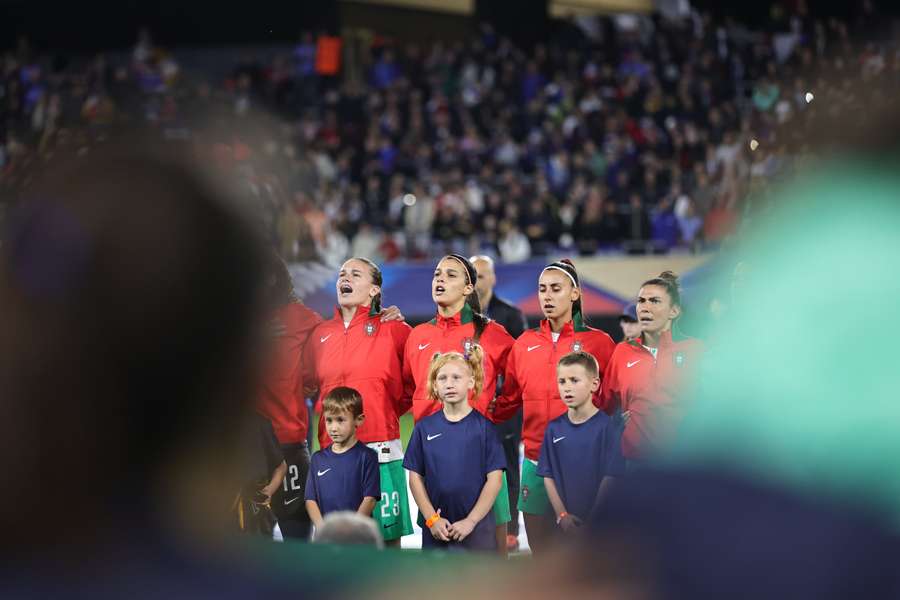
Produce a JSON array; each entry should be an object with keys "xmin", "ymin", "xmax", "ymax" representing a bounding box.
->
[{"xmin": 672, "ymin": 164, "xmax": 900, "ymax": 527}]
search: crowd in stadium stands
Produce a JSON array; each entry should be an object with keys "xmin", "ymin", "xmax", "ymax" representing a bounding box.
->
[{"xmin": 0, "ymin": 2, "xmax": 891, "ymax": 264}]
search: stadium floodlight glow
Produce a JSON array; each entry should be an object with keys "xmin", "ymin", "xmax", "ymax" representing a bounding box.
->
[
  {"xmin": 805, "ymin": 92, "xmax": 814, "ymax": 103},
  {"xmin": 749, "ymin": 139, "xmax": 759, "ymax": 151},
  {"xmin": 403, "ymin": 194, "xmax": 417, "ymax": 206}
]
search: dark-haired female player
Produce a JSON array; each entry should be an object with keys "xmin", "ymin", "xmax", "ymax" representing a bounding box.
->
[
  {"xmin": 600, "ymin": 271, "xmax": 703, "ymax": 468},
  {"xmin": 303, "ymin": 257, "xmax": 413, "ymax": 545},
  {"xmin": 495, "ymin": 259, "xmax": 616, "ymax": 555}
]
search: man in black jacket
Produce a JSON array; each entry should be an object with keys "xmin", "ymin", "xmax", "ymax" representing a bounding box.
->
[{"xmin": 471, "ymin": 255, "xmax": 528, "ymax": 552}]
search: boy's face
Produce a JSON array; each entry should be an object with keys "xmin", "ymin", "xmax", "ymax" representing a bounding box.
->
[
  {"xmin": 324, "ymin": 409, "xmax": 363, "ymax": 445},
  {"xmin": 557, "ymin": 364, "xmax": 600, "ymax": 409}
]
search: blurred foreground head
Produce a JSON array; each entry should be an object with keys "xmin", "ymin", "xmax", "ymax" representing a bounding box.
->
[
  {"xmin": 0, "ymin": 138, "xmax": 266, "ymax": 555},
  {"xmin": 313, "ymin": 512, "xmax": 384, "ymax": 548}
]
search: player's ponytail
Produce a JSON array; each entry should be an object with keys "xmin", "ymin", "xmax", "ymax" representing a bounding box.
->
[
  {"xmin": 425, "ymin": 344, "xmax": 485, "ymax": 403},
  {"xmin": 351, "ymin": 256, "xmax": 383, "ymax": 313},
  {"xmin": 445, "ymin": 254, "xmax": 489, "ymax": 341},
  {"xmin": 463, "ymin": 343, "xmax": 485, "ymax": 399}
]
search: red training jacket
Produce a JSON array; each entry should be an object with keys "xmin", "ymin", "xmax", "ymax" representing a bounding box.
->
[
  {"xmin": 402, "ymin": 304, "xmax": 514, "ymax": 422},
  {"xmin": 257, "ymin": 302, "xmax": 323, "ymax": 444},
  {"xmin": 304, "ymin": 305, "xmax": 411, "ymax": 448},
  {"xmin": 600, "ymin": 330, "xmax": 703, "ymax": 459},
  {"xmin": 496, "ymin": 316, "xmax": 615, "ymax": 460}
]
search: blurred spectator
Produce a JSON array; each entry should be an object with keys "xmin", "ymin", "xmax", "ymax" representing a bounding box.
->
[
  {"xmin": 351, "ymin": 223, "xmax": 384, "ymax": 263},
  {"xmin": 752, "ymin": 77, "xmax": 781, "ymax": 112},
  {"xmin": 2, "ymin": 7, "xmax": 893, "ymax": 261},
  {"xmin": 675, "ymin": 195, "xmax": 704, "ymax": 251},
  {"xmin": 651, "ymin": 198, "xmax": 680, "ymax": 250},
  {"xmin": 371, "ymin": 49, "xmax": 400, "ymax": 90},
  {"xmin": 703, "ymin": 195, "xmax": 739, "ymax": 246},
  {"xmin": 498, "ymin": 221, "xmax": 531, "ymax": 263},
  {"xmin": 0, "ymin": 138, "xmax": 306, "ymax": 596}
]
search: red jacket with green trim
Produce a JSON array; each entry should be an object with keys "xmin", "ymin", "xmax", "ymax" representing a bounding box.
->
[
  {"xmin": 600, "ymin": 330, "xmax": 704, "ymax": 459},
  {"xmin": 402, "ymin": 304, "xmax": 514, "ymax": 422},
  {"xmin": 495, "ymin": 317, "xmax": 616, "ymax": 460},
  {"xmin": 303, "ymin": 305, "xmax": 411, "ymax": 449},
  {"xmin": 258, "ymin": 302, "xmax": 323, "ymax": 444}
]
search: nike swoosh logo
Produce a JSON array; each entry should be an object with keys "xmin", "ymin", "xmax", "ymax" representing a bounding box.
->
[
  {"xmin": 317, "ymin": 468, "xmax": 332, "ymax": 476},
  {"xmin": 552, "ymin": 436, "xmax": 565, "ymax": 444},
  {"xmin": 418, "ymin": 343, "xmax": 430, "ymax": 351},
  {"xmin": 527, "ymin": 345, "xmax": 541, "ymax": 352},
  {"xmin": 320, "ymin": 334, "xmax": 332, "ymax": 343},
  {"xmin": 426, "ymin": 433, "xmax": 442, "ymax": 441},
  {"xmin": 627, "ymin": 360, "xmax": 641, "ymax": 368},
  {"xmin": 284, "ymin": 496, "xmax": 300, "ymax": 505}
]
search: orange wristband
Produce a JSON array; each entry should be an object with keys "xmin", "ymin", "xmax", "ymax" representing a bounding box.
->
[
  {"xmin": 556, "ymin": 512, "xmax": 569, "ymax": 525},
  {"xmin": 425, "ymin": 513, "xmax": 441, "ymax": 528}
]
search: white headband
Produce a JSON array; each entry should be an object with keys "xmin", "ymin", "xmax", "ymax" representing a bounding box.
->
[
  {"xmin": 540, "ymin": 265, "xmax": 578, "ymax": 288},
  {"xmin": 444, "ymin": 255, "xmax": 473, "ymax": 285}
]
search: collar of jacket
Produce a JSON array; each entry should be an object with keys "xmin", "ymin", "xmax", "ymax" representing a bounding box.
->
[
  {"xmin": 537, "ymin": 311, "xmax": 589, "ymax": 336},
  {"xmin": 332, "ymin": 304, "xmax": 376, "ymax": 324},
  {"xmin": 628, "ymin": 328, "xmax": 689, "ymax": 349},
  {"xmin": 430, "ymin": 302, "xmax": 474, "ymax": 327}
]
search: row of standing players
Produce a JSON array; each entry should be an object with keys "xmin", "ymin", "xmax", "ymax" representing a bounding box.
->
[{"xmin": 256, "ymin": 252, "xmax": 702, "ymax": 555}]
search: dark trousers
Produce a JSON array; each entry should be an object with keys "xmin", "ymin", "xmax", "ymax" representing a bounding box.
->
[
  {"xmin": 277, "ymin": 515, "xmax": 312, "ymax": 540},
  {"xmin": 272, "ymin": 441, "xmax": 312, "ymax": 541},
  {"xmin": 497, "ymin": 408, "xmax": 523, "ymax": 535}
]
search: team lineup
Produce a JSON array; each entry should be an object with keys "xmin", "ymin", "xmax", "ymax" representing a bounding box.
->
[{"xmin": 255, "ymin": 251, "xmax": 698, "ymax": 554}]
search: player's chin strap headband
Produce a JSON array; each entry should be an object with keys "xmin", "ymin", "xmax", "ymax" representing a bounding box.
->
[{"xmin": 541, "ymin": 265, "xmax": 578, "ymax": 289}]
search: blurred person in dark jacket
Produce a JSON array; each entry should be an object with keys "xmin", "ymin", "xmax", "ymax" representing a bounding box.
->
[{"xmin": 0, "ymin": 137, "xmax": 307, "ymax": 597}]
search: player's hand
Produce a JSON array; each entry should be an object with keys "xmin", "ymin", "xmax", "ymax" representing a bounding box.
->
[
  {"xmin": 252, "ymin": 489, "xmax": 272, "ymax": 508},
  {"xmin": 380, "ymin": 305, "xmax": 405, "ymax": 322},
  {"xmin": 558, "ymin": 514, "xmax": 582, "ymax": 533},
  {"xmin": 449, "ymin": 518, "xmax": 476, "ymax": 541},
  {"xmin": 429, "ymin": 510, "xmax": 451, "ymax": 541},
  {"xmin": 259, "ymin": 485, "xmax": 276, "ymax": 503}
]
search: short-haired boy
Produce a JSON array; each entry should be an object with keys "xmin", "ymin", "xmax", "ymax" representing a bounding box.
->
[
  {"xmin": 537, "ymin": 352, "xmax": 625, "ymax": 533},
  {"xmin": 305, "ymin": 387, "xmax": 380, "ymax": 533}
]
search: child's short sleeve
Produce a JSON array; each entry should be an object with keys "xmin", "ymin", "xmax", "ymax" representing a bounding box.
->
[
  {"xmin": 402, "ymin": 424, "xmax": 425, "ymax": 476},
  {"xmin": 304, "ymin": 452, "xmax": 320, "ymax": 503},
  {"xmin": 535, "ymin": 424, "xmax": 555, "ymax": 479},
  {"xmin": 482, "ymin": 420, "xmax": 507, "ymax": 475},
  {"xmin": 362, "ymin": 449, "xmax": 380, "ymax": 499}
]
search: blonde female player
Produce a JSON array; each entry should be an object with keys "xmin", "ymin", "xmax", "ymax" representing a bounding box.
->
[
  {"xmin": 402, "ymin": 253, "xmax": 515, "ymax": 555},
  {"xmin": 403, "ymin": 346, "xmax": 506, "ymax": 552},
  {"xmin": 494, "ymin": 259, "xmax": 616, "ymax": 555},
  {"xmin": 303, "ymin": 257, "xmax": 413, "ymax": 546}
]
